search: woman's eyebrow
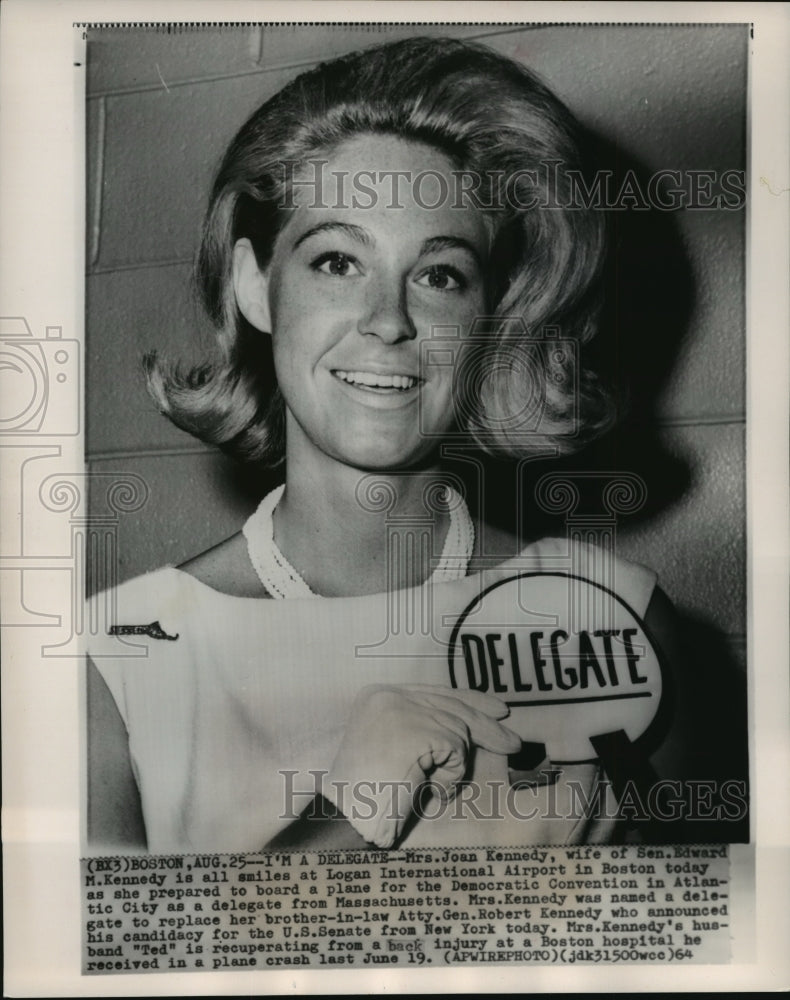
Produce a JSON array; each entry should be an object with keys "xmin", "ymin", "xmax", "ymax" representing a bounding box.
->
[
  {"xmin": 420, "ymin": 235, "xmax": 483, "ymax": 266},
  {"xmin": 292, "ymin": 221, "xmax": 373, "ymax": 250}
]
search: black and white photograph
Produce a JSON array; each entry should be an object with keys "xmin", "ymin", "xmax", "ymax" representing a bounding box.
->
[
  {"xmin": 2, "ymin": 3, "xmax": 789, "ymax": 995},
  {"xmin": 84, "ymin": 21, "xmax": 749, "ymax": 853}
]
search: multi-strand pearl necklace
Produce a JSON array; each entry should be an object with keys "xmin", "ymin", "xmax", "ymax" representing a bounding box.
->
[{"xmin": 242, "ymin": 483, "xmax": 475, "ymax": 599}]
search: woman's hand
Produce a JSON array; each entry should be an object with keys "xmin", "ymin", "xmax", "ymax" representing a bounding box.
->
[{"xmin": 320, "ymin": 683, "xmax": 521, "ymax": 848}]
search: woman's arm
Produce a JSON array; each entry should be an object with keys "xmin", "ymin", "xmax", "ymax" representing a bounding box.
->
[{"xmin": 87, "ymin": 657, "xmax": 147, "ymax": 849}]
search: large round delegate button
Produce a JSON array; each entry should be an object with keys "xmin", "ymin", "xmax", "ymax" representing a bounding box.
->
[{"xmin": 447, "ymin": 573, "xmax": 665, "ymax": 763}]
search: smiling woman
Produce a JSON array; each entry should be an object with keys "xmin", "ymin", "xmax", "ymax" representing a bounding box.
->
[
  {"xmin": 235, "ymin": 136, "xmax": 489, "ymax": 481},
  {"xmin": 86, "ymin": 33, "xmax": 746, "ymax": 855}
]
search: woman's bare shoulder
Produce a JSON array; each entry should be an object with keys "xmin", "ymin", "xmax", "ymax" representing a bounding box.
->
[{"xmin": 178, "ymin": 532, "xmax": 269, "ymax": 598}]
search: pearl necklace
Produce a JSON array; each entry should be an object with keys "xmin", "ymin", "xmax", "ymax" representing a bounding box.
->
[{"xmin": 243, "ymin": 483, "xmax": 475, "ymax": 599}]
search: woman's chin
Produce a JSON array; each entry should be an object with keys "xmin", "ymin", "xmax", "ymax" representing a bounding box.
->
[
  {"xmin": 325, "ymin": 438, "xmax": 440, "ymax": 475},
  {"xmin": 341, "ymin": 452, "xmax": 438, "ymax": 475}
]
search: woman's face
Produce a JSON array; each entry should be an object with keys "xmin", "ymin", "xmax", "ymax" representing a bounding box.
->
[{"xmin": 261, "ymin": 134, "xmax": 489, "ymax": 472}]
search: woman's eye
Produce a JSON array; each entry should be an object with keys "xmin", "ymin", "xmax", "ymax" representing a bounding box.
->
[
  {"xmin": 313, "ymin": 252, "xmax": 360, "ymax": 277},
  {"xmin": 415, "ymin": 266, "xmax": 466, "ymax": 291}
]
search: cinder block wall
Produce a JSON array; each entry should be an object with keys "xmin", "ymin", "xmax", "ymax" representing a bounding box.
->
[{"xmin": 86, "ymin": 24, "xmax": 746, "ymax": 668}]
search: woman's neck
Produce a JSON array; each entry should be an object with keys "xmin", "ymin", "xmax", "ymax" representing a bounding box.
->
[{"xmin": 272, "ymin": 449, "xmax": 450, "ymax": 598}]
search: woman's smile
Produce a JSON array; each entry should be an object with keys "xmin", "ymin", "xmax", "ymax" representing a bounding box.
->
[{"xmin": 332, "ymin": 369, "xmax": 420, "ymax": 392}]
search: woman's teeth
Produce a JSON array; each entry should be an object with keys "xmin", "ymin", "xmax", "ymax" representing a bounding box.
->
[{"xmin": 334, "ymin": 370, "xmax": 417, "ymax": 390}]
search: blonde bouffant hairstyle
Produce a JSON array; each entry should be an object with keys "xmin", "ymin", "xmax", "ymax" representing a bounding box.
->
[{"xmin": 145, "ymin": 36, "xmax": 615, "ymax": 465}]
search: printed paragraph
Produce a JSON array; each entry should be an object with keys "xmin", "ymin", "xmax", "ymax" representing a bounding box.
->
[{"xmin": 82, "ymin": 844, "xmax": 730, "ymax": 973}]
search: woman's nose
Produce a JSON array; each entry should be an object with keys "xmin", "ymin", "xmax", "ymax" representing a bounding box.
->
[{"xmin": 357, "ymin": 279, "xmax": 416, "ymax": 344}]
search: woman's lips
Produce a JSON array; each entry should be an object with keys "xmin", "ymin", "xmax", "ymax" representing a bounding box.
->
[{"xmin": 332, "ymin": 369, "xmax": 420, "ymax": 392}]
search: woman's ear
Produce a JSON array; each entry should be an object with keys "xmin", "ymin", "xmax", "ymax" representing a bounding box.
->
[{"xmin": 232, "ymin": 238, "xmax": 272, "ymax": 333}]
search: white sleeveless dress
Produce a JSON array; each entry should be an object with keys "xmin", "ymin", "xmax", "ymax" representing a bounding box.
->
[{"xmin": 89, "ymin": 537, "xmax": 657, "ymax": 854}]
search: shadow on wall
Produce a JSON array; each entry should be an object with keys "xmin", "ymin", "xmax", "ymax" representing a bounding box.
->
[
  {"xmin": 671, "ymin": 610, "xmax": 750, "ymax": 844},
  {"xmin": 475, "ymin": 131, "xmax": 697, "ymax": 537}
]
